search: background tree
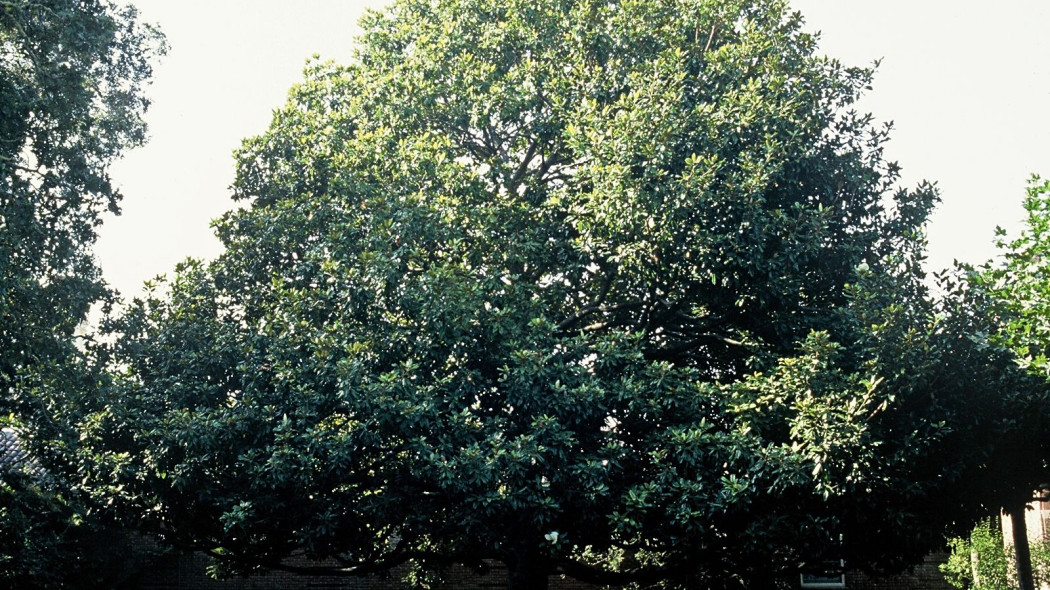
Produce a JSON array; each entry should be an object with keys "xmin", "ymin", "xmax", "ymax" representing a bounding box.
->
[
  {"xmin": 0, "ymin": 0, "xmax": 163, "ymax": 411},
  {"xmin": 965, "ymin": 176, "xmax": 1050, "ymax": 590},
  {"xmin": 77, "ymin": 0, "xmax": 1046, "ymax": 588},
  {"xmin": 974, "ymin": 177, "xmax": 1050, "ymax": 380},
  {"xmin": 0, "ymin": 0, "xmax": 165, "ymax": 586}
]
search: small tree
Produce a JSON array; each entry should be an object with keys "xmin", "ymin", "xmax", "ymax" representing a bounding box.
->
[
  {"xmin": 942, "ymin": 522, "xmax": 1013, "ymax": 590},
  {"xmin": 943, "ymin": 520, "xmax": 1050, "ymax": 590}
]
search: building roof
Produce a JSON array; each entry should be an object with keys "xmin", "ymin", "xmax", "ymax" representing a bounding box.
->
[{"xmin": 0, "ymin": 426, "xmax": 46, "ymax": 481}]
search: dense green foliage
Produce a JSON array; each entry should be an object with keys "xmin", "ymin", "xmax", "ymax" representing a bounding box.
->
[
  {"xmin": 0, "ymin": 469, "xmax": 163, "ymax": 589},
  {"xmin": 942, "ymin": 521, "xmax": 1050, "ymax": 590},
  {"xmin": 975, "ymin": 177, "xmax": 1050, "ymax": 377},
  {"xmin": 941, "ymin": 522, "xmax": 1014, "ymax": 590},
  {"xmin": 962, "ymin": 177, "xmax": 1050, "ymax": 590},
  {"xmin": 0, "ymin": 0, "xmax": 163, "ymax": 412},
  {"xmin": 966, "ymin": 177, "xmax": 1050, "ymax": 508},
  {"xmin": 72, "ymin": 1, "xmax": 1048, "ymax": 588},
  {"xmin": 0, "ymin": 0, "xmax": 164, "ymax": 586}
]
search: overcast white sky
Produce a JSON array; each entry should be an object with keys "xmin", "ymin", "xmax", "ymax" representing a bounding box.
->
[{"xmin": 99, "ymin": 0, "xmax": 1050, "ymax": 299}]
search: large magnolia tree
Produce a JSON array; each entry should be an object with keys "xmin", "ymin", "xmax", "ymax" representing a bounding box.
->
[{"xmin": 76, "ymin": 0, "xmax": 1047, "ymax": 588}]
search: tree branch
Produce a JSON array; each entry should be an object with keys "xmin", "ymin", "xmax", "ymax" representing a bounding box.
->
[{"xmin": 556, "ymin": 300, "xmax": 643, "ymax": 332}]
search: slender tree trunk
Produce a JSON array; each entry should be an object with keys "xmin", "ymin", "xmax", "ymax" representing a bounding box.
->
[
  {"xmin": 1010, "ymin": 506, "xmax": 1036, "ymax": 590},
  {"xmin": 506, "ymin": 547, "xmax": 549, "ymax": 590}
]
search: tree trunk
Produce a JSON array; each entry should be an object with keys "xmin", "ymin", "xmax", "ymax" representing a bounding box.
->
[
  {"xmin": 1010, "ymin": 506, "xmax": 1036, "ymax": 590},
  {"xmin": 506, "ymin": 547, "xmax": 549, "ymax": 590}
]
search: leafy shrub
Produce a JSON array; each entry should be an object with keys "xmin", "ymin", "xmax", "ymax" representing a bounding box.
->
[{"xmin": 942, "ymin": 520, "xmax": 1050, "ymax": 590}]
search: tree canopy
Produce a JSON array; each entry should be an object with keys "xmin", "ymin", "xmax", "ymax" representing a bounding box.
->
[
  {"xmin": 940, "ymin": 177, "xmax": 1050, "ymax": 590},
  {"xmin": 947, "ymin": 176, "xmax": 1050, "ymax": 511},
  {"xmin": 0, "ymin": 0, "xmax": 164, "ymax": 422},
  {"xmin": 975, "ymin": 177, "xmax": 1050, "ymax": 381},
  {"xmin": 0, "ymin": 0, "xmax": 164, "ymax": 587},
  {"xmin": 73, "ymin": 1, "xmax": 1049, "ymax": 588}
]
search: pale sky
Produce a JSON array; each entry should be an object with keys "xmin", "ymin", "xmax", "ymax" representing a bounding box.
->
[{"xmin": 100, "ymin": 0, "xmax": 1050, "ymax": 299}]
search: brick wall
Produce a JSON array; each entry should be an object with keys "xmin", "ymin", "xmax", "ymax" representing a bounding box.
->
[{"xmin": 844, "ymin": 553, "xmax": 954, "ymax": 590}]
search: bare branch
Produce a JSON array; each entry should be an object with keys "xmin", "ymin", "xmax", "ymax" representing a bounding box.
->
[{"xmin": 704, "ymin": 23, "xmax": 720, "ymax": 53}]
